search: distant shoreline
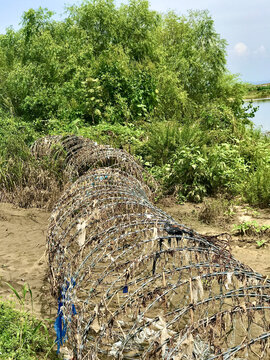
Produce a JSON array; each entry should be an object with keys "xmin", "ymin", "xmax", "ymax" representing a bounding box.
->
[
  {"xmin": 245, "ymin": 82, "xmax": 270, "ymax": 100},
  {"xmin": 244, "ymin": 97, "xmax": 270, "ymax": 101}
]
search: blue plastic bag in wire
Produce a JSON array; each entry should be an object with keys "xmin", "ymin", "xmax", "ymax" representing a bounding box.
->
[{"xmin": 54, "ymin": 278, "xmax": 77, "ymax": 353}]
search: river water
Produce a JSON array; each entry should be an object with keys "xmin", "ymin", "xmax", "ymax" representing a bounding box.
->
[{"xmin": 246, "ymin": 98, "xmax": 270, "ymax": 132}]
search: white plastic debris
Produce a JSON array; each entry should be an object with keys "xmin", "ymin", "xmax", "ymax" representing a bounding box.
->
[{"xmin": 77, "ymin": 219, "xmax": 86, "ymax": 246}]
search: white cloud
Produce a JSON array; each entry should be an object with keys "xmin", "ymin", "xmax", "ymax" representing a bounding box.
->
[
  {"xmin": 254, "ymin": 45, "xmax": 266, "ymax": 55},
  {"xmin": 234, "ymin": 42, "xmax": 248, "ymax": 56}
]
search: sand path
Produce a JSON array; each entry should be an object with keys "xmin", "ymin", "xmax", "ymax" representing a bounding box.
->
[{"xmin": 0, "ymin": 203, "xmax": 56, "ymax": 319}]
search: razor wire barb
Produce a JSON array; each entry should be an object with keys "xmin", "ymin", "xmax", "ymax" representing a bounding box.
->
[{"xmin": 32, "ymin": 135, "xmax": 270, "ymax": 359}]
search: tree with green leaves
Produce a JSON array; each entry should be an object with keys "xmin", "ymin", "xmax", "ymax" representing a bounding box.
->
[{"xmin": 0, "ymin": 0, "xmax": 246, "ymax": 127}]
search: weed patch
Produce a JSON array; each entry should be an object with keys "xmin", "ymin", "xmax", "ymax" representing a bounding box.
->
[
  {"xmin": 0, "ymin": 123, "xmax": 70, "ymax": 209},
  {"xmin": 233, "ymin": 220, "xmax": 270, "ymax": 237},
  {"xmin": 0, "ymin": 282, "xmax": 57, "ymax": 359},
  {"xmin": 198, "ymin": 197, "xmax": 236, "ymax": 225}
]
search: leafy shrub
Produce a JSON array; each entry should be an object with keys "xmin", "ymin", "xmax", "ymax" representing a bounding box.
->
[
  {"xmin": 140, "ymin": 118, "xmax": 270, "ymax": 206},
  {"xmin": 238, "ymin": 130, "xmax": 270, "ymax": 207},
  {"xmin": 206, "ymin": 143, "xmax": 248, "ymax": 193},
  {"xmin": 167, "ymin": 142, "xmax": 248, "ymax": 202},
  {"xmin": 169, "ymin": 145, "xmax": 208, "ymax": 202}
]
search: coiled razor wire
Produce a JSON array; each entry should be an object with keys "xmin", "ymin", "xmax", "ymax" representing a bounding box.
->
[
  {"xmin": 31, "ymin": 135, "xmax": 157, "ymax": 191},
  {"xmin": 32, "ymin": 136, "xmax": 270, "ymax": 359}
]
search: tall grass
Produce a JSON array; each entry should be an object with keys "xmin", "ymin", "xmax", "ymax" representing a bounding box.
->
[
  {"xmin": 0, "ymin": 117, "xmax": 69, "ymax": 209},
  {"xmin": 243, "ymin": 165, "xmax": 270, "ymax": 207},
  {"xmin": 0, "ymin": 282, "xmax": 58, "ymax": 359}
]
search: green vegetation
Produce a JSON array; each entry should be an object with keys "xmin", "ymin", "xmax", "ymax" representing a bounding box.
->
[
  {"xmin": 0, "ymin": 118, "xmax": 68, "ymax": 208},
  {"xmin": 244, "ymin": 83, "xmax": 270, "ymax": 99},
  {"xmin": 243, "ymin": 206, "xmax": 260, "ymax": 218},
  {"xmin": 0, "ymin": 0, "xmax": 269, "ymax": 208},
  {"xmin": 233, "ymin": 220, "xmax": 270, "ymax": 237},
  {"xmin": 233, "ymin": 221, "xmax": 270, "ymax": 248},
  {"xmin": 0, "ymin": 283, "xmax": 57, "ymax": 359}
]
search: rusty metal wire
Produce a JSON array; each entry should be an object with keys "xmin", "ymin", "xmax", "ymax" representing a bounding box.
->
[{"xmin": 35, "ymin": 135, "xmax": 270, "ymax": 359}]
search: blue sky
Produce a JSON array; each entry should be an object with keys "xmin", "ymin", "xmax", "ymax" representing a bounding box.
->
[{"xmin": 0, "ymin": 0, "xmax": 269, "ymax": 83}]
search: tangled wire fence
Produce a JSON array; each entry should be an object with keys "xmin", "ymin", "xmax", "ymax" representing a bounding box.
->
[{"xmin": 33, "ymin": 136, "xmax": 270, "ymax": 359}]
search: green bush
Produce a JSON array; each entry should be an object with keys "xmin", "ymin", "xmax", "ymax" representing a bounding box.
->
[{"xmin": 166, "ymin": 142, "xmax": 247, "ymax": 202}]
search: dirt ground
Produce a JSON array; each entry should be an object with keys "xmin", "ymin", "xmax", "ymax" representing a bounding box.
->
[
  {"xmin": 0, "ymin": 199, "xmax": 269, "ymax": 323},
  {"xmin": 0, "ymin": 202, "xmax": 56, "ymax": 319}
]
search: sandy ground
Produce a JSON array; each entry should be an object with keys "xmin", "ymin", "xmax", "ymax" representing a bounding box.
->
[
  {"xmin": 0, "ymin": 200, "xmax": 269, "ymax": 324},
  {"xmin": 0, "ymin": 203, "xmax": 56, "ymax": 319}
]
